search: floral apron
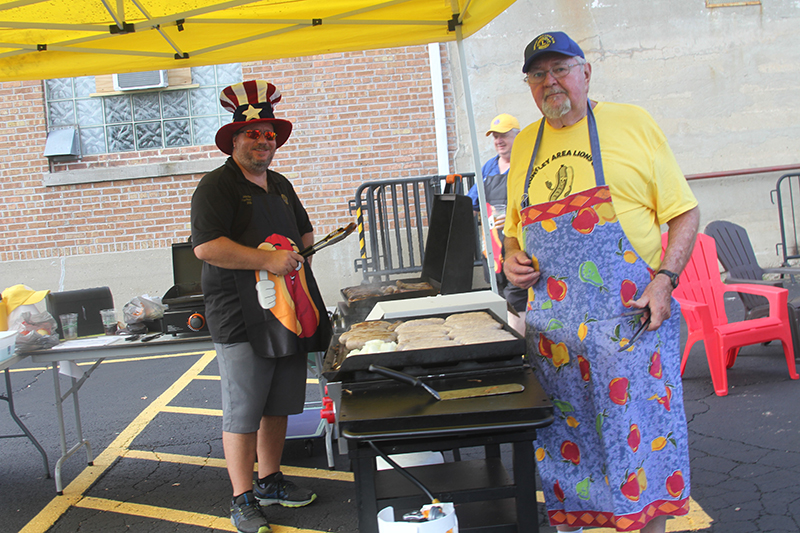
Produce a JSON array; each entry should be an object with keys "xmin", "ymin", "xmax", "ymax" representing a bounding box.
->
[{"xmin": 521, "ymin": 105, "xmax": 691, "ymax": 530}]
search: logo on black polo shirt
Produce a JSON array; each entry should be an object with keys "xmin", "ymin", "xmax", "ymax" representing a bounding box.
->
[
  {"xmin": 281, "ymin": 194, "xmax": 289, "ymax": 205},
  {"xmin": 242, "ymin": 195, "xmax": 252, "ymax": 205}
]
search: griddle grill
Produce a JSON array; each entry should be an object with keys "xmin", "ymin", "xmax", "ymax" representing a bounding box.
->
[
  {"xmin": 322, "ymin": 310, "xmax": 528, "ymax": 386},
  {"xmin": 338, "ymin": 192, "xmax": 476, "ymax": 324},
  {"xmin": 332, "ymin": 312, "xmax": 552, "ymax": 533}
]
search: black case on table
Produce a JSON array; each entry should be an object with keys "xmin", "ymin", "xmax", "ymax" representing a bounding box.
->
[{"xmin": 46, "ymin": 286, "xmax": 114, "ymax": 339}]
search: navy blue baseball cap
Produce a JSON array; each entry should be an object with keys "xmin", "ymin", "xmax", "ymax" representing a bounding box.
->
[{"xmin": 522, "ymin": 31, "xmax": 585, "ymax": 73}]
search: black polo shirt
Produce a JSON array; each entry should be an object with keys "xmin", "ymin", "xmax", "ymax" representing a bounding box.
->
[
  {"xmin": 191, "ymin": 157, "xmax": 312, "ymax": 247},
  {"xmin": 190, "ymin": 158, "xmax": 313, "ymax": 343}
]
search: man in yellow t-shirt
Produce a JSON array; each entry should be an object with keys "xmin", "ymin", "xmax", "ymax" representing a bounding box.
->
[
  {"xmin": 504, "ymin": 35, "xmax": 699, "ymax": 332},
  {"xmin": 503, "ymin": 31, "xmax": 699, "ymax": 533}
]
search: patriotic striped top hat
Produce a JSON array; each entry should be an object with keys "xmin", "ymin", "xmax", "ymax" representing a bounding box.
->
[{"xmin": 215, "ymin": 80, "xmax": 293, "ymax": 155}]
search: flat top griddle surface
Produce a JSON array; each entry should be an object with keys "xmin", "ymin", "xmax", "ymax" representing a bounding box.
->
[
  {"xmin": 323, "ymin": 309, "xmax": 525, "ymax": 382},
  {"xmin": 340, "ymin": 279, "xmax": 438, "ymax": 310}
]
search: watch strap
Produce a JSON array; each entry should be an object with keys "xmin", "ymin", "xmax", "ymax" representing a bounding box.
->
[{"xmin": 657, "ymin": 269, "xmax": 680, "ymax": 289}]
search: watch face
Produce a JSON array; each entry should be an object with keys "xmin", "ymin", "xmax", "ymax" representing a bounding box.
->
[{"xmin": 659, "ymin": 270, "xmax": 678, "ymax": 288}]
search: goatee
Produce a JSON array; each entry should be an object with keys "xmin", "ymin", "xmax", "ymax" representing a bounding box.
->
[{"xmin": 542, "ymin": 94, "xmax": 571, "ymax": 120}]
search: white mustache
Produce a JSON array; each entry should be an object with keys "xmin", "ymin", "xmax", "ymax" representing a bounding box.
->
[{"xmin": 544, "ymin": 89, "xmax": 567, "ymax": 98}]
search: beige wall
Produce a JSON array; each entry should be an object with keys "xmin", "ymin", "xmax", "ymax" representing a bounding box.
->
[{"xmin": 449, "ymin": 0, "xmax": 800, "ymax": 269}]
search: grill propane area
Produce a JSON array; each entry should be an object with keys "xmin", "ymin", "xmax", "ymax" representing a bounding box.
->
[
  {"xmin": 323, "ymin": 180, "xmax": 553, "ymax": 532},
  {"xmin": 326, "ymin": 303, "xmax": 554, "ymax": 533}
]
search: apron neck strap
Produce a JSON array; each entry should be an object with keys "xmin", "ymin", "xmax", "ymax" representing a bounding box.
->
[
  {"xmin": 521, "ymin": 100, "xmax": 605, "ymax": 209},
  {"xmin": 587, "ymin": 101, "xmax": 605, "ymax": 186}
]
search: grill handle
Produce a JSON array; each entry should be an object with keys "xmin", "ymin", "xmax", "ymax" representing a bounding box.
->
[{"xmin": 368, "ymin": 364, "xmax": 441, "ymax": 401}]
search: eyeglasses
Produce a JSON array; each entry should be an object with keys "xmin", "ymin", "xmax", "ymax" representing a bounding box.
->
[
  {"xmin": 524, "ymin": 63, "xmax": 582, "ymax": 85},
  {"xmin": 241, "ymin": 129, "xmax": 277, "ymax": 141},
  {"xmin": 617, "ymin": 307, "xmax": 651, "ymax": 352}
]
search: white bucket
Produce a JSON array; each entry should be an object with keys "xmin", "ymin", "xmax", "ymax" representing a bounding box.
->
[{"xmin": 377, "ymin": 503, "xmax": 458, "ymax": 533}]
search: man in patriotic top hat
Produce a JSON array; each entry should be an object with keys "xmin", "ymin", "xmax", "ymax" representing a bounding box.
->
[{"xmin": 191, "ymin": 80, "xmax": 332, "ymax": 533}]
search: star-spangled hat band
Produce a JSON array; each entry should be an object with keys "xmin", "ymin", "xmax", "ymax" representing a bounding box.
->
[{"xmin": 215, "ymin": 80, "xmax": 293, "ymax": 155}]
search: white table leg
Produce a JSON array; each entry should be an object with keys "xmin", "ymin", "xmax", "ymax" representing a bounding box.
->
[{"xmin": 50, "ymin": 360, "xmax": 102, "ymax": 494}]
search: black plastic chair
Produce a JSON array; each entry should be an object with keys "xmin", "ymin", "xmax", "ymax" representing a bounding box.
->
[
  {"xmin": 705, "ymin": 220, "xmax": 800, "ymax": 320},
  {"xmin": 705, "ymin": 220, "xmax": 800, "ymax": 358}
]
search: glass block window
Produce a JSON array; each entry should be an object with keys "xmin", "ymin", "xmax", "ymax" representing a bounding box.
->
[{"xmin": 45, "ymin": 65, "xmax": 242, "ymax": 155}]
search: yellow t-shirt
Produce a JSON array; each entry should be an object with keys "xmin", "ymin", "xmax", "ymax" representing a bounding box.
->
[{"xmin": 504, "ymin": 101, "xmax": 697, "ymax": 269}]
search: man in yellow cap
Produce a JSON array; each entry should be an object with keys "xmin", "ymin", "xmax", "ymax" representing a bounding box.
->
[{"xmin": 467, "ymin": 113, "xmax": 526, "ymax": 333}]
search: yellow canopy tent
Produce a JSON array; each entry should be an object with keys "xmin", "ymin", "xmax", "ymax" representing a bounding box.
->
[
  {"xmin": 0, "ymin": 0, "xmax": 516, "ymax": 291},
  {"xmin": 0, "ymin": 0, "xmax": 514, "ymax": 80}
]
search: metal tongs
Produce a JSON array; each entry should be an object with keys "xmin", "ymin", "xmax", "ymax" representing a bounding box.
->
[
  {"xmin": 617, "ymin": 306, "xmax": 651, "ymax": 352},
  {"xmin": 299, "ymin": 222, "xmax": 357, "ymax": 258}
]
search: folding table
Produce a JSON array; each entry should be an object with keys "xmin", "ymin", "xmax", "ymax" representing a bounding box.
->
[
  {"xmin": 1, "ymin": 353, "xmax": 50, "ymax": 478},
  {"xmin": 29, "ymin": 335, "xmax": 214, "ymax": 493}
]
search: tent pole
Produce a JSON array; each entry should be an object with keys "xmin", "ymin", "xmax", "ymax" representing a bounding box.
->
[{"xmin": 454, "ymin": 25, "xmax": 499, "ymax": 295}]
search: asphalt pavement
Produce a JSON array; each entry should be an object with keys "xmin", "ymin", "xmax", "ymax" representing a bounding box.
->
[{"xmin": 3, "ymin": 295, "xmax": 800, "ymax": 532}]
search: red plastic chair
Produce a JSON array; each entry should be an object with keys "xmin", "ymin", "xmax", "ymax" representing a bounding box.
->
[{"xmin": 662, "ymin": 233, "xmax": 798, "ymax": 396}]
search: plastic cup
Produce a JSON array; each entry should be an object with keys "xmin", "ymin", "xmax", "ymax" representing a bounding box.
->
[
  {"xmin": 60, "ymin": 313, "xmax": 78, "ymax": 340},
  {"xmin": 490, "ymin": 203, "xmax": 506, "ymax": 229},
  {"xmin": 99, "ymin": 309, "xmax": 117, "ymax": 335}
]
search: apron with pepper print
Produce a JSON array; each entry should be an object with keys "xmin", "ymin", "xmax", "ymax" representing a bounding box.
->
[{"xmin": 521, "ymin": 105, "xmax": 691, "ymax": 530}]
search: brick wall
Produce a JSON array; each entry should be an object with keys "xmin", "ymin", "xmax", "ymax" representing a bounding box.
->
[{"xmin": 0, "ymin": 45, "xmax": 455, "ymax": 263}]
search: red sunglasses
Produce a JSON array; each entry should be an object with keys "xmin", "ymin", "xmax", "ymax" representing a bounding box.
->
[{"xmin": 241, "ymin": 129, "xmax": 277, "ymax": 141}]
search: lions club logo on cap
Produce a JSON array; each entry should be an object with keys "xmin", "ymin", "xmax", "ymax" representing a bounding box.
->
[{"xmin": 534, "ymin": 34, "xmax": 556, "ymax": 52}]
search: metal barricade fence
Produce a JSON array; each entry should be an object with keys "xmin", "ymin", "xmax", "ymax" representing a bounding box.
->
[
  {"xmin": 771, "ymin": 173, "xmax": 800, "ymax": 265},
  {"xmin": 348, "ymin": 173, "xmax": 480, "ymax": 283}
]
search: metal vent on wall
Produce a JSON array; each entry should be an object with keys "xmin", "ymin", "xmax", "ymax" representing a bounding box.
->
[
  {"xmin": 112, "ymin": 70, "xmax": 168, "ymax": 91},
  {"xmin": 44, "ymin": 128, "xmax": 80, "ymax": 162}
]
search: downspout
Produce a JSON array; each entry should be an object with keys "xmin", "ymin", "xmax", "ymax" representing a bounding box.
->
[{"xmin": 428, "ymin": 43, "xmax": 449, "ymax": 176}]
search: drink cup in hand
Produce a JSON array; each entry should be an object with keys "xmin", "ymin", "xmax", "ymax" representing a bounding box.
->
[{"xmin": 491, "ymin": 204, "xmax": 506, "ymax": 229}]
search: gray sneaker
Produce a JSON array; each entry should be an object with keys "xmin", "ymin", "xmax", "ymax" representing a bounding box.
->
[
  {"xmin": 254, "ymin": 471, "xmax": 317, "ymax": 507},
  {"xmin": 230, "ymin": 491, "xmax": 272, "ymax": 533}
]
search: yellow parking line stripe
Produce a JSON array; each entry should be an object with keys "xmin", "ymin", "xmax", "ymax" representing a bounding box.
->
[
  {"xmin": 162, "ymin": 404, "xmax": 222, "ymax": 416},
  {"xmin": 75, "ymin": 496, "xmax": 326, "ymax": 532},
  {"xmin": 75, "ymin": 496, "xmax": 234, "ymax": 530},
  {"xmin": 20, "ymin": 351, "xmax": 218, "ymax": 533},
  {"xmin": 123, "ymin": 449, "xmax": 354, "ymax": 482}
]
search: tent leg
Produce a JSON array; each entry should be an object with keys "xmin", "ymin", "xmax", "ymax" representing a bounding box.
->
[{"xmin": 455, "ymin": 24, "xmax": 499, "ymax": 295}]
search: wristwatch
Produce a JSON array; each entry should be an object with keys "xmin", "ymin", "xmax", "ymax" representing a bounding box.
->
[{"xmin": 657, "ymin": 269, "xmax": 680, "ymax": 289}]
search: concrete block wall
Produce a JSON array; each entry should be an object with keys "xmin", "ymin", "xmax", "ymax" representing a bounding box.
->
[{"xmin": 449, "ymin": 0, "xmax": 800, "ymax": 271}]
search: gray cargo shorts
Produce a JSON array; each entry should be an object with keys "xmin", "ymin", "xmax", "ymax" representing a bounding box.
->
[{"xmin": 215, "ymin": 342, "xmax": 308, "ymax": 434}]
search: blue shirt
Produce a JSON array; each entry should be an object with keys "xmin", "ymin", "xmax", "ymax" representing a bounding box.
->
[{"xmin": 467, "ymin": 155, "xmax": 502, "ymax": 210}]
